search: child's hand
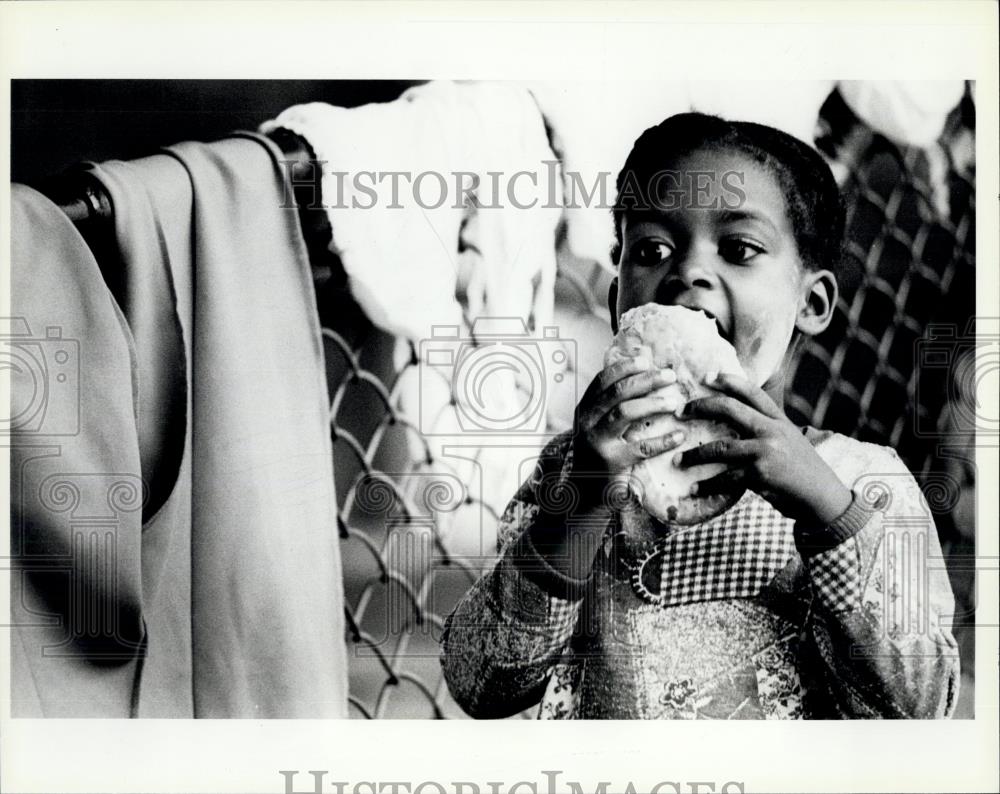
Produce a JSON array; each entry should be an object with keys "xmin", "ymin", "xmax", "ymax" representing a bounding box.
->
[
  {"xmin": 675, "ymin": 372, "xmax": 853, "ymax": 526},
  {"xmin": 572, "ymin": 357, "xmax": 687, "ymax": 502}
]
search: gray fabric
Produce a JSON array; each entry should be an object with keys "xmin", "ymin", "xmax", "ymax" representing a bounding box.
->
[
  {"xmin": 9, "ymin": 184, "xmax": 146, "ymax": 716},
  {"xmin": 9, "ymin": 133, "xmax": 348, "ymax": 717}
]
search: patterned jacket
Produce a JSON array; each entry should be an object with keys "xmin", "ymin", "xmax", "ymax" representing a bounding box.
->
[{"xmin": 440, "ymin": 428, "xmax": 960, "ymax": 719}]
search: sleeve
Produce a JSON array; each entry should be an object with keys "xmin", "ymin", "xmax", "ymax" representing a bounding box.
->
[
  {"xmin": 439, "ymin": 432, "xmax": 588, "ymax": 719},
  {"xmin": 795, "ymin": 445, "xmax": 961, "ymax": 719}
]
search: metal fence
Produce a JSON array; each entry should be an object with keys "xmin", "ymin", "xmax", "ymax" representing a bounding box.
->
[
  {"xmin": 319, "ymin": 86, "xmax": 977, "ymax": 718},
  {"xmin": 318, "ymin": 252, "xmax": 608, "ymax": 719},
  {"xmin": 790, "ymin": 87, "xmax": 977, "ymax": 697}
]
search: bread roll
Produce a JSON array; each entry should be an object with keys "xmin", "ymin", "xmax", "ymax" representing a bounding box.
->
[{"xmin": 604, "ymin": 303, "xmax": 747, "ymax": 525}]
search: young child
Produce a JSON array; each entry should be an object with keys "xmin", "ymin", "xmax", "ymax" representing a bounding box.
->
[{"xmin": 440, "ymin": 113, "xmax": 960, "ymax": 719}]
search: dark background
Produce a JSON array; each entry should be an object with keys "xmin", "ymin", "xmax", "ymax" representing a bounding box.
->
[{"xmin": 11, "ymin": 79, "xmax": 418, "ymax": 186}]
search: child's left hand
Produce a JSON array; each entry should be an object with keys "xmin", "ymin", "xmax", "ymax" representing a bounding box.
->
[{"xmin": 675, "ymin": 372, "xmax": 853, "ymax": 527}]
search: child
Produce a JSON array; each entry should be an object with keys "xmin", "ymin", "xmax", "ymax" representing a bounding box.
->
[{"xmin": 440, "ymin": 113, "xmax": 960, "ymax": 719}]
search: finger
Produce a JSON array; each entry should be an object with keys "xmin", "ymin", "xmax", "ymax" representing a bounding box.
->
[
  {"xmin": 681, "ymin": 394, "xmax": 765, "ymax": 436},
  {"xmin": 622, "ymin": 412, "xmax": 683, "ymax": 442},
  {"xmin": 602, "ymin": 390, "xmax": 685, "ymax": 432},
  {"xmin": 627, "ymin": 430, "xmax": 686, "ymax": 460},
  {"xmin": 597, "ymin": 355, "xmax": 655, "ymax": 392},
  {"xmin": 704, "ymin": 371, "xmax": 783, "ymax": 419},
  {"xmin": 579, "ymin": 356, "xmax": 648, "ymax": 410},
  {"xmin": 601, "ymin": 363, "xmax": 678, "ymax": 396},
  {"xmin": 674, "ymin": 438, "xmax": 759, "ymax": 468},
  {"xmin": 689, "ymin": 467, "xmax": 747, "ymax": 497},
  {"xmin": 589, "ymin": 371, "xmax": 679, "ymax": 425},
  {"xmin": 580, "ymin": 361, "xmax": 651, "ymax": 428}
]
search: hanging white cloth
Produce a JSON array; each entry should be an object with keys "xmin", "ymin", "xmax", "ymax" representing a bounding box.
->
[
  {"xmin": 838, "ymin": 81, "xmax": 965, "ymax": 149},
  {"xmin": 838, "ymin": 80, "xmax": 966, "ymax": 216},
  {"xmin": 262, "ymin": 81, "xmax": 562, "ymax": 344},
  {"xmin": 263, "ymin": 82, "xmax": 564, "ymax": 555}
]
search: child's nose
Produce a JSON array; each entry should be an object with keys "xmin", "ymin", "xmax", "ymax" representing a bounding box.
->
[{"xmin": 657, "ymin": 246, "xmax": 717, "ymax": 301}]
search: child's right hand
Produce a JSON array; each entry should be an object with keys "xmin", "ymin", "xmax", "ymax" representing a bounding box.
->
[
  {"xmin": 526, "ymin": 357, "xmax": 686, "ymax": 581},
  {"xmin": 571, "ymin": 357, "xmax": 686, "ymax": 502}
]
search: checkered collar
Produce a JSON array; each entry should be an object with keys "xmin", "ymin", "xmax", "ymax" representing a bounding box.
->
[
  {"xmin": 541, "ymin": 430, "xmax": 805, "ymax": 609},
  {"xmin": 611, "ymin": 490, "xmax": 799, "ymax": 609}
]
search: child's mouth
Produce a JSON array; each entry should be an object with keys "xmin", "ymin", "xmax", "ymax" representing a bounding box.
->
[{"xmin": 689, "ymin": 307, "xmax": 731, "ymax": 345}]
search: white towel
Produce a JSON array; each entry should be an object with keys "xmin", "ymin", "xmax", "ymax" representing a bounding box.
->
[
  {"xmin": 839, "ymin": 81, "xmax": 965, "ymax": 149},
  {"xmin": 839, "ymin": 80, "xmax": 966, "ymax": 216},
  {"xmin": 264, "ymin": 82, "xmax": 564, "ymax": 555},
  {"xmin": 262, "ymin": 81, "xmax": 562, "ymax": 343}
]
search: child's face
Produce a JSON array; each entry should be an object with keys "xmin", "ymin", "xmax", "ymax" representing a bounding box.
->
[{"xmin": 614, "ymin": 148, "xmax": 820, "ymax": 391}]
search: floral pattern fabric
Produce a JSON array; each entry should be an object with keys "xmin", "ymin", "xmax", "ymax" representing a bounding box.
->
[{"xmin": 440, "ymin": 429, "xmax": 960, "ymax": 719}]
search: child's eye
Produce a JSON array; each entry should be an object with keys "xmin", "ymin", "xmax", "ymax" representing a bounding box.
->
[
  {"xmin": 630, "ymin": 240, "xmax": 674, "ymax": 266},
  {"xmin": 719, "ymin": 238, "xmax": 765, "ymax": 264}
]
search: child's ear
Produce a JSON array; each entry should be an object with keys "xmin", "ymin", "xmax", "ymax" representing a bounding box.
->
[
  {"xmin": 608, "ymin": 277, "xmax": 620, "ymax": 334},
  {"xmin": 796, "ymin": 268, "xmax": 839, "ymax": 336}
]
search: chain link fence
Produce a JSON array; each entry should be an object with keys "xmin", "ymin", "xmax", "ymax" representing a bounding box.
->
[
  {"xmin": 789, "ymin": 86, "xmax": 977, "ymax": 703},
  {"xmin": 317, "ymin": 249, "xmax": 608, "ymax": 719},
  {"xmin": 316, "ymin": 86, "xmax": 977, "ymax": 718}
]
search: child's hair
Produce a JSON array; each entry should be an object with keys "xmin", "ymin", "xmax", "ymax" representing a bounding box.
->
[{"xmin": 611, "ymin": 112, "xmax": 845, "ymax": 278}]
